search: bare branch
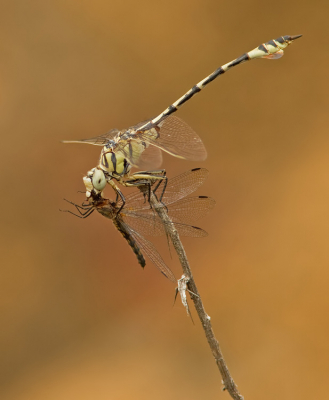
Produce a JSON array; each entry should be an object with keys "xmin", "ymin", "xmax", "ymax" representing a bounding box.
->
[{"xmin": 148, "ymin": 190, "xmax": 244, "ymax": 400}]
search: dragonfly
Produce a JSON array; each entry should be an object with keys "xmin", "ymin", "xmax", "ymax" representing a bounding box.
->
[
  {"xmin": 63, "ymin": 34, "xmax": 301, "ymax": 205},
  {"xmin": 62, "ymin": 168, "xmax": 215, "ymax": 282}
]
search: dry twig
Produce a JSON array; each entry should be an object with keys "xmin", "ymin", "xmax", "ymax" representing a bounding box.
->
[{"xmin": 148, "ymin": 189, "xmax": 244, "ymax": 400}]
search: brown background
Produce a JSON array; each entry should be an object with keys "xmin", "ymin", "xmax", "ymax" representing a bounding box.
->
[{"xmin": 1, "ymin": 0, "xmax": 328, "ymax": 399}]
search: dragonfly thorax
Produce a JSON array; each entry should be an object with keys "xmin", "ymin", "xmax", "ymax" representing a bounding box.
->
[
  {"xmin": 119, "ymin": 129, "xmax": 135, "ymax": 140},
  {"xmin": 99, "ymin": 147, "xmax": 129, "ymax": 176}
]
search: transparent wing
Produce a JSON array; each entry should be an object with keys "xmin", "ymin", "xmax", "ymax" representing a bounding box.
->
[
  {"xmin": 124, "ymin": 222, "xmax": 176, "ymax": 282},
  {"xmin": 165, "ymin": 196, "xmax": 216, "ymax": 224},
  {"xmin": 138, "ymin": 116, "xmax": 207, "ymax": 161},
  {"xmin": 63, "ymin": 115, "xmax": 206, "ymax": 168},
  {"xmin": 62, "ymin": 118, "xmax": 151, "ymax": 147},
  {"xmin": 160, "ymin": 167, "xmax": 209, "ymax": 205},
  {"xmin": 120, "ymin": 195, "xmax": 215, "ymax": 238},
  {"xmin": 122, "ymin": 210, "xmax": 208, "ymax": 238},
  {"xmin": 113, "ymin": 118, "xmax": 163, "ymax": 168},
  {"xmin": 62, "ymin": 128, "xmax": 120, "ymax": 146},
  {"xmin": 125, "ymin": 196, "xmax": 215, "ymax": 225},
  {"xmin": 133, "ymin": 143, "xmax": 163, "ymax": 170},
  {"xmin": 106, "ymin": 115, "xmax": 207, "ymax": 166},
  {"xmin": 97, "ymin": 204, "xmax": 175, "ymax": 282},
  {"xmin": 120, "ymin": 168, "xmax": 209, "ymax": 210}
]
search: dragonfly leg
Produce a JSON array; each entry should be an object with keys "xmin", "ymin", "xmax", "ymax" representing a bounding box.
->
[
  {"xmin": 129, "ymin": 170, "xmax": 165, "ymax": 179},
  {"xmin": 152, "ymin": 175, "xmax": 169, "ymax": 212},
  {"xmin": 108, "ymin": 180, "xmax": 126, "ymax": 213},
  {"xmin": 62, "ymin": 199, "xmax": 94, "ymax": 216},
  {"xmin": 123, "ymin": 178, "xmax": 152, "ymax": 205},
  {"xmin": 63, "ymin": 198, "xmax": 90, "ymax": 211},
  {"xmin": 60, "ymin": 207, "xmax": 95, "ymax": 219},
  {"xmin": 125, "ymin": 170, "xmax": 167, "ymax": 206},
  {"xmin": 116, "ymin": 190, "xmax": 126, "ymax": 214},
  {"xmin": 152, "ymin": 172, "xmax": 167, "ymax": 200}
]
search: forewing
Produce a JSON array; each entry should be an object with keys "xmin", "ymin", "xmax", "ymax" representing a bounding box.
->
[
  {"xmin": 121, "ymin": 206, "xmax": 209, "ymax": 238},
  {"xmin": 62, "ymin": 129, "xmax": 119, "ymax": 146},
  {"xmin": 123, "ymin": 168, "xmax": 210, "ymax": 211},
  {"xmin": 137, "ymin": 115, "xmax": 207, "ymax": 161},
  {"xmin": 166, "ymin": 196, "xmax": 216, "ymax": 224},
  {"xmin": 158, "ymin": 168, "xmax": 210, "ymax": 206},
  {"xmin": 174, "ymin": 224, "xmax": 208, "ymax": 237}
]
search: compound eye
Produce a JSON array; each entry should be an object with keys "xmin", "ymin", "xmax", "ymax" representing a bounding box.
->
[{"xmin": 92, "ymin": 169, "xmax": 106, "ymax": 190}]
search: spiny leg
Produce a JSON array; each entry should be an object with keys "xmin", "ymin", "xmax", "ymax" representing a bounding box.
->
[
  {"xmin": 63, "ymin": 198, "xmax": 91, "ymax": 212},
  {"xmin": 149, "ymin": 173, "xmax": 169, "ymax": 212},
  {"xmin": 125, "ymin": 170, "xmax": 167, "ymax": 205},
  {"xmin": 153, "ymin": 175, "xmax": 168, "ymax": 203},
  {"xmin": 60, "ymin": 208, "xmax": 95, "ymax": 219},
  {"xmin": 61, "ymin": 199, "xmax": 94, "ymax": 217},
  {"xmin": 108, "ymin": 180, "xmax": 126, "ymax": 213}
]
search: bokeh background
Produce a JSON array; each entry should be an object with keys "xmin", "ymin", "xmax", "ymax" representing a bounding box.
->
[{"xmin": 1, "ymin": 1, "xmax": 328, "ymax": 399}]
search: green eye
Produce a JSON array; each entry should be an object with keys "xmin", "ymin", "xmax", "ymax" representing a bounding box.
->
[{"xmin": 92, "ymin": 169, "xmax": 106, "ymax": 190}]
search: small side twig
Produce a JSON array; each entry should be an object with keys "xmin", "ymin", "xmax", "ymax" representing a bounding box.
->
[{"xmin": 148, "ymin": 190, "xmax": 244, "ymax": 400}]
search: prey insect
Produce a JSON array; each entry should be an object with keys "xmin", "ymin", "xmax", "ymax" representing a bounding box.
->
[
  {"xmin": 62, "ymin": 168, "xmax": 215, "ymax": 282},
  {"xmin": 63, "ymin": 35, "xmax": 301, "ymax": 206}
]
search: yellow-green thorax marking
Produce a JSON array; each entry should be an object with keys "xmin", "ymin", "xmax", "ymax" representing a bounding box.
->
[{"xmin": 99, "ymin": 126, "xmax": 159, "ymax": 178}]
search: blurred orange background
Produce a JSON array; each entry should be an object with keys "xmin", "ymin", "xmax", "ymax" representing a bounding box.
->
[{"xmin": 1, "ymin": 1, "xmax": 328, "ymax": 399}]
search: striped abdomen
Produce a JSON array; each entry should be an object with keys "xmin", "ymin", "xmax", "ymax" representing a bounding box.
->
[
  {"xmin": 139, "ymin": 35, "xmax": 302, "ymax": 129},
  {"xmin": 112, "ymin": 217, "xmax": 146, "ymax": 268}
]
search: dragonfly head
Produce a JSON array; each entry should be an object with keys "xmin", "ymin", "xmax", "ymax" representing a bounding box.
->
[
  {"xmin": 105, "ymin": 139, "xmax": 116, "ymax": 149},
  {"xmin": 83, "ymin": 167, "xmax": 107, "ymax": 198}
]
